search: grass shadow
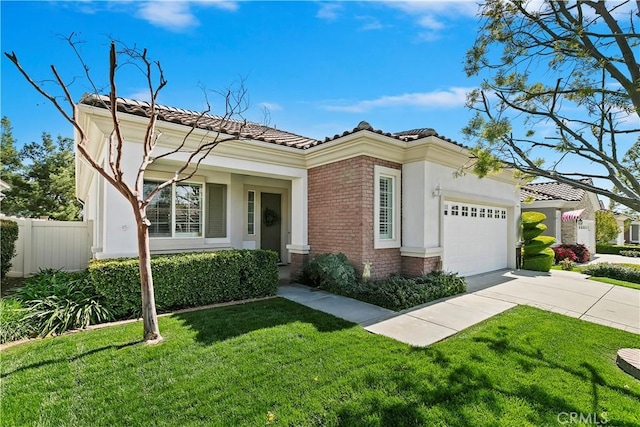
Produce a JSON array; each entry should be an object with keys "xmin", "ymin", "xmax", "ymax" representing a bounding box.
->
[
  {"xmin": 171, "ymin": 297, "xmax": 354, "ymax": 345},
  {"xmin": 1, "ymin": 340, "xmax": 140, "ymax": 378}
]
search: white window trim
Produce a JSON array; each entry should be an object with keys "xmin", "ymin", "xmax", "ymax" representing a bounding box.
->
[
  {"xmin": 144, "ymin": 179, "xmax": 204, "ymax": 239},
  {"xmin": 374, "ymin": 165, "xmax": 401, "ymax": 249}
]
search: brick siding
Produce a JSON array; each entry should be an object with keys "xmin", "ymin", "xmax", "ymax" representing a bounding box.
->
[
  {"xmin": 401, "ymin": 255, "xmax": 441, "ymax": 277},
  {"xmin": 308, "ymin": 155, "xmax": 402, "ymax": 279}
]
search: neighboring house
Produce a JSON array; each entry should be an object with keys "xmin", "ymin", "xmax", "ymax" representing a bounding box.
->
[
  {"xmin": 612, "ymin": 213, "xmax": 629, "ymax": 246},
  {"xmin": 0, "ymin": 179, "xmax": 10, "ymax": 201},
  {"xmin": 76, "ymin": 96, "xmax": 521, "ymax": 279},
  {"xmin": 625, "ymin": 219, "xmax": 640, "ymax": 244},
  {"xmin": 521, "ymin": 180, "xmax": 600, "ymax": 254}
]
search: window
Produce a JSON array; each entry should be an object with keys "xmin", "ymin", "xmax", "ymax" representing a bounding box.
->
[
  {"xmin": 501, "ymin": 210, "xmax": 507, "ymax": 219},
  {"xmin": 206, "ymin": 184, "xmax": 226, "ymax": 238},
  {"xmin": 374, "ymin": 165, "xmax": 401, "ymax": 249},
  {"xmin": 479, "ymin": 208, "xmax": 485, "ymax": 218},
  {"xmin": 451, "ymin": 205, "xmax": 459, "ymax": 216},
  {"xmin": 471, "ymin": 207, "xmax": 477, "ymax": 217},
  {"xmin": 379, "ymin": 176, "xmax": 394, "ymax": 239},
  {"xmin": 174, "ymin": 184, "xmax": 201, "ymax": 236},
  {"xmin": 461, "ymin": 206, "xmax": 469, "ymax": 217},
  {"xmin": 144, "ymin": 180, "xmax": 204, "ymax": 238},
  {"xmin": 443, "ymin": 204, "xmax": 449, "ymax": 215},
  {"xmin": 144, "ymin": 182, "xmax": 172, "ymax": 237},
  {"xmin": 487, "ymin": 209, "xmax": 493, "ymax": 218},
  {"xmin": 247, "ymin": 190, "xmax": 255, "ymax": 235}
]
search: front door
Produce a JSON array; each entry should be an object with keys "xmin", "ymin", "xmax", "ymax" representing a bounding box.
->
[{"xmin": 261, "ymin": 193, "xmax": 281, "ymax": 262}]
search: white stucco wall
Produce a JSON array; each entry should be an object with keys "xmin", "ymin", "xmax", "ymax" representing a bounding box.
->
[
  {"xmin": 402, "ymin": 160, "xmax": 521, "ymax": 269},
  {"xmin": 91, "ymin": 139, "xmax": 307, "ymax": 259}
]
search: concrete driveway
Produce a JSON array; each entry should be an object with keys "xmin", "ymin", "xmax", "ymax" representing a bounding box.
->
[
  {"xmin": 280, "ymin": 268, "xmax": 640, "ymax": 347},
  {"xmin": 467, "ymin": 269, "xmax": 640, "ymax": 334}
]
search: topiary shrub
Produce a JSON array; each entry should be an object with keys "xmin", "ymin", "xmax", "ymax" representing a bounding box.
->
[
  {"xmin": 1, "ymin": 219, "xmax": 19, "ymax": 279},
  {"xmin": 521, "ymin": 212, "xmax": 555, "ymax": 272},
  {"xmin": 522, "ymin": 223, "xmax": 547, "ymax": 241},
  {"xmin": 303, "ymin": 252, "xmax": 357, "ymax": 293},
  {"xmin": 89, "ymin": 250, "xmax": 278, "ymax": 319}
]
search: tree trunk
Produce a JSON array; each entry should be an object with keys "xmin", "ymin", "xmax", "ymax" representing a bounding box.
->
[{"xmin": 136, "ymin": 217, "xmax": 163, "ymax": 343}]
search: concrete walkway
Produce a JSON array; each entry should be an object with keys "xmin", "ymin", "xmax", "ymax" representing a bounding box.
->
[{"xmin": 278, "ymin": 269, "xmax": 640, "ymax": 347}]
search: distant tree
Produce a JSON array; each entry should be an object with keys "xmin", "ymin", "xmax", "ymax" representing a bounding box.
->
[
  {"xmin": 463, "ymin": 0, "xmax": 640, "ymax": 212},
  {"xmin": 0, "ymin": 117, "xmax": 28, "ymax": 215},
  {"xmin": 5, "ymin": 38, "xmax": 250, "ymax": 343},
  {"xmin": 0, "ymin": 117, "xmax": 81, "ymax": 220},
  {"xmin": 20, "ymin": 133, "xmax": 82, "ymax": 220},
  {"xmin": 595, "ymin": 210, "xmax": 620, "ymax": 244}
]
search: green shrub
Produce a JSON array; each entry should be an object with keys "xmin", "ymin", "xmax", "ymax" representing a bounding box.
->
[
  {"xmin": 559, "ymin": 258, "xmax": 576, "ymax": 271},
  {"xmin": 522, "ymin": 211, "xmax": 546, "ymax": 227},
  {"xmin": 15, "ymin": 269, "xmax": 115, "ymax": 337},
  {"xmin": 521, "ymin": 212, "xmax": 555, "ymax": 272},
  {"xmin": 619, "ymin": 250, "xmax": 640, "ymax": 258},
  {"xmin": 523, "ymin": 236, "xmax": 556, "ymax": 255},
  {"xmin": 522, "ymin": 223, "xmax": 547, "ymax": 241},
  {"xmin": 0, "ymin": 298, "xmax": 32, "ymax": 344},
  {"xmin": 1, "ymin": 219, "xmax": 19, "ymax": 279},
  {"xmin": 596, "ymin": 244, "xmax": 639, "ymax": 255},
  {"xmin": 89, "ymin": 250, "xmax": 279, "ymax": 319},
  {"xmin": 582, "ymin": 263, "xmax": 640, "ymax": 284},
  {"xmin": 327, "ymin": 271, "xmax": 466, "ymax": 311},
  {"xmin": 523, "ymin": 248, "xmax": 555, "ymax": 272},
  {"xmin": 303, "ymin": 253, "xmax": 357, "ymax": 292}
]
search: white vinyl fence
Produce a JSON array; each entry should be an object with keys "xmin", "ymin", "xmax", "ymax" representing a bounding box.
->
[{"xmin": 2, "ymin": 216, "xmax": 92, "ymax": 277}]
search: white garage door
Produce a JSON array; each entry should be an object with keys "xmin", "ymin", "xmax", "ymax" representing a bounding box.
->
[{"xmin": 443, "ymin": 202, "xmax": 508, "ymax": 276}]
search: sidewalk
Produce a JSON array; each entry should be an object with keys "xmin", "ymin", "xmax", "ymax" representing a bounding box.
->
[{"xmin": 278, "ymin": 269, "xmax": 640, "ymax": 347}]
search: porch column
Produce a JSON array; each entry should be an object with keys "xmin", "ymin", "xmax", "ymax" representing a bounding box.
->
[{"xmin": 286, "ymin": 174, "xmax": 310, "ymax": 281}]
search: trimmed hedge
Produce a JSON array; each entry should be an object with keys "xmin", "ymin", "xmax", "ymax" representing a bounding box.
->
[
  {"xmin": 620, "ymin": 250, "xmax": 640, "ymax": 258},
  {"xmin": 89, "ymin": 250, "xmax": 279, "ymax": 319},
  {"xmin": 333, "ymin": 271, "xmax": 467, "ymax": 311},
  {"xmin": 582, "ymin": 263, "xmax": 640, "ymax": 284},
  {"xmin": 1, "ymin": 219, "xmax": 19, "ymax": 279},
  {"xmin": 596, "ymin": 244, "xmax": 639, "ymax": 255}
]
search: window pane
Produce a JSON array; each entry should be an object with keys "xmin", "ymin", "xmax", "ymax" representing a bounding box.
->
[
  {"xmin": 175, "ymin": 184, "xmax": 202, "ymax": 237},
  {"xmin": 379, "ymin": 176, "xmax": 393, "ymax": 239},
  {"xmin": 247, "ymin": 191, "xmax": 255, "ymax": 235},
  {"xmin": 144, "ymin": 181, "xmax": 172, "ymax": 237},
  {"xmin": 206, "ymin": 184, "xmax": 226, "ymax": 238}
]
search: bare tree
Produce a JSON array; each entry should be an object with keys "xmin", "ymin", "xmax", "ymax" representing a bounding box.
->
[
  {"xmin": 5, "ymin": 39, "xmax": 249, "ymax": 343},
  {"xmin": 463, "ymin": 0, "xmax": 640, "ymax": 212}
]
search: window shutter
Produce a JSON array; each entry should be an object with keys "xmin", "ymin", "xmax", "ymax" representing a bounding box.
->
[{"xmin": 206, "ymin": 184, "xmax": 226, "ymax": 238}]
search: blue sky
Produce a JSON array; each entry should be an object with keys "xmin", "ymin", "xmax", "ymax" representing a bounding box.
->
[{"xmin": 2, "ymin": 1, "xmax": 483, "ymax": 147}]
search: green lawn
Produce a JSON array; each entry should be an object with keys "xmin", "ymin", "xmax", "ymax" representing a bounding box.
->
[
  {"xmin": 551, "ymin": 263, "xmax": 640, "ymax": 289},
  {"xmin": 2, "ymin": 299, "xmax": 639, "ymax": 426},
  {"xmin": 589, "ymin": 276, "xmax": 640, "ymax": 290}
]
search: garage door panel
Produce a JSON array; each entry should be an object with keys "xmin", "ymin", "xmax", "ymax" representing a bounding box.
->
[{"xmin": 443, "ymin": 202, "xmax": 508, "ymax": 276}]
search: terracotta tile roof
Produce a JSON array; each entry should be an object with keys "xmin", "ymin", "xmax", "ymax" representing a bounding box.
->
[
  {"xmin": 521, "ymin": 180, "xmax": 591, "ymax": 202},
  {"xmin": 80, "ymin": 96, "xmax": 468, "ymax": 151},
  {"xmin": 80, "ymin": 95, "xmax": 321, "ymax": 149},
  {"xmin": 316, "ymin": 121, "xmax": 468, "ymax": 149}
]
